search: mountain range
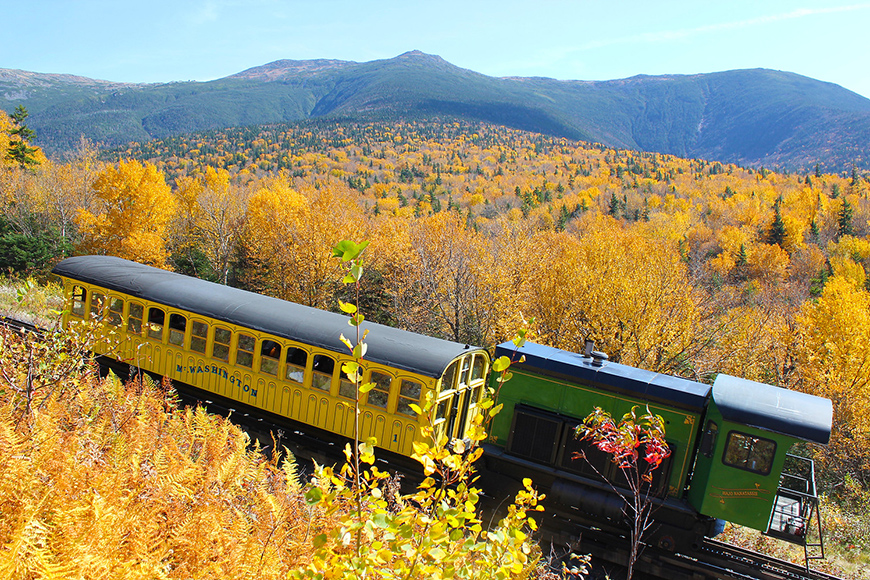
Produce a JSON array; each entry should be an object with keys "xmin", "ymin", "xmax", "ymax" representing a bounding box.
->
[{"xmin": 2, "ymin": 50, "xmax": 869, "ymax": 171}]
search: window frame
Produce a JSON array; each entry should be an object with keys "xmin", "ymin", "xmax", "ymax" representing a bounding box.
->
[
  {"xmin": 311, "ymin": 353, "xmax": 335, "ymax": 392},
  {"xmin": 260, "ymin": 339, "xmax": 281, "ymax": 376},
  {"xmin": 212, "ymin": 326, "xmax": 232, "ymax": 362},
  {"xmin": 366, "ymin": 370, "xmax": 393, "ymax": 410},
  {"xmin": 70, "ymin": 285, "xmax": 86, "ymax": 318},
  {"xmin": 397, "ymin": 378, "xmax": 423, "ymax": 417},
  {"xmin": 284, "ymin": 346, "xmax": 308, "ymax": 385},
  {"xmin": 721, "ymin": 430, "xmax": 777, "ymax": 476},
  {"xmin": 146, "ymin": 306, "xmax": 165, "ymax": 342},
  {"xmin": 190, "ymin": 319, "xmax": 209, "ymax": 354},
  {"xmin": 235, "ymin": 332, "xmax": 255, "ymax": 368},
  {"xmin": 127, "ymin": 302, "xmax": 144, "ymax": 335}
]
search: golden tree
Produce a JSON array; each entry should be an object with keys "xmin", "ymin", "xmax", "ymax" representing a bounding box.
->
[
  {"xmin": 75, "ymin": 160, "xmax": 176, "ymax": 267},
  {"xmin": 173, "ymin": 166, "xmax": 248, "ymax": 283},
  {"xmin": 795, "ymin": 274, "xmax": 870, "ymax": 480}
]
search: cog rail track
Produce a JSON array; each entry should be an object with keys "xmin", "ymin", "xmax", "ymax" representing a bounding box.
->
[
  {"xmin": 2, "ymin": 315, "xmax": 844, "ymax": 580},
  {"xmin": 0, "ymin": 315, "xmax": 45, "ymax": 337}
]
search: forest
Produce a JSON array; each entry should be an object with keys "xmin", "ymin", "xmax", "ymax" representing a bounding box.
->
[{"xmin": 2, "ymin": 109, "xmax": 870, "ymax": 576}]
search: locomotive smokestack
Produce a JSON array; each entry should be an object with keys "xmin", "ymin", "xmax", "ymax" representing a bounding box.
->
[{"xmin": 583, "ymin": 340, "xmax": 608, "ymax": 366}]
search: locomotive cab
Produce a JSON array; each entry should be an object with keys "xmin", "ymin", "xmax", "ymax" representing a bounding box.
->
[{"xmin": 687, "ymin": 374, "xmax": 832, "ymax": 558}]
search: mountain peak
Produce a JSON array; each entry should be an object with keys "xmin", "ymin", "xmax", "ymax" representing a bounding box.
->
[{"xmin": 228, "ymin": 58, "xmax": 354, "ymax": 81}]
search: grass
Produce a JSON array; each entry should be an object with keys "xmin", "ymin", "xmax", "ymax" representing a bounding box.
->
[
  {"xmin": 0, "ymin": 276, "xmax": 64, "ymax": 328},
  {"xmin": 717, "ymin": 496, "xmax": 870, "ymax": 579}
]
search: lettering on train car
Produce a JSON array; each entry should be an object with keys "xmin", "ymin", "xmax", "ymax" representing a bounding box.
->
[{"xmin": 176, "ymin": 363, "xmax": 257, "ymax": 396}]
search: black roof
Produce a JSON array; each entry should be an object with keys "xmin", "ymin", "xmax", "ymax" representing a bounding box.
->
[
  {"xmin": 496, "ymin": 341, "xmax": 711, "ymax": 413},
  {"xmin": 53, "ymin": 256, "xmax": 482, "ymax": 379},
  {"xmin": 712, "ymin": 374, "xmax": 832, "ymax": 445}
]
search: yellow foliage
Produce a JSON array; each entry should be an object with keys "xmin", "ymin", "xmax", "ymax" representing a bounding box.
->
[
  {"xmin": 796, "ymin": 276, "xmax": 870, "ymax": 476},
  {"xmin": 244, "ymin": 182, "xmax": 364, "ymax": 308},
  {"xmin": 0, "ymin": 329, "xmax": 312, "ymax": 579},
  {"xmin": 76, "ymin": 160, "xmax": 175, "ymax": 267},
  {"xmin": 746, "ymin": 243, "xmax": 790, "ymax": 283}
]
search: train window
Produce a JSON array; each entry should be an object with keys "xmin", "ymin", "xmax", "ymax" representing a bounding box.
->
[
  {"xmin": 127, "ymin": 303, "xmax": 143, "ymax": 335},
  {"xmin": 458, "ymin": 356, "xmax": 472, "ymax": 387},
  {"xmin": 260, "ymin": 340, "xmax": 281, "ymax": 375},
  {"xmin": 212, "ymin": 327, "xmax": 231, "ymax": 361},
  {"xmin": 722, "ymin": 431, "xmax": 776, "ymax": 476},
  {"xmin": 190, "ymin": 321, "xmax": 208, "ymax": 353},
  {"xmin": 397, "ymin": 379, "xmax": 422, "ymax": 417},
  {"xmin": 311, "ymin": 354, "xmax": 335, "ymax": 391},
  {"xmin": 366, "ymin": 371, "xmax": 392, "ymax": 409},
  {"xmin": 442, "ymin": 361, "xmax": 458, "ymax": 392},
  {"xmin": 168, "ymin": 313, "xmax": 186, "ymax": 346},
  {"xmin": 339, "ymin": 373, "xmax": 356, "ymax": 399},
  {"xmin": 107, "ymin": 297, "xmax": 123, "ymax": 327},
  {"xmin": 471, "ymin": 354, "xmax": 487, "ymax": 381},
  {"xmin": 435, "ymin": 394, "xmax": 452, "ymax": 426},
  {"xmin": 70, "ymin": 286, "xmax": 86, "ymax": 317},
  {"xmin": 147, "ymin": 308, "xmax": 165, "ymax": 341},
  {"xmin": 90, "ymin": 293, "xmax": 106, "ymax": 320},
  {"xmin": 285, "ymin": 347, "xmax": 308, "ymax": 384},
  {"xmin": 236, "ymin": 334, "xmax": 255, "ymax": 368}
]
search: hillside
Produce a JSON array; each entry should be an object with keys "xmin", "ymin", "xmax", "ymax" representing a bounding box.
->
[{"xmin": 3, "ymin": 51, "xmax": 870, "ymax": 171}]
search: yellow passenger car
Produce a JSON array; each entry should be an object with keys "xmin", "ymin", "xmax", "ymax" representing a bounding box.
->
[{"xmin": 53, "ymin": 256, "xmax": 490, "ymax": 457}]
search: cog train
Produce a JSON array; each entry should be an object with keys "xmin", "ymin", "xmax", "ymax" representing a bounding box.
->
[{"xmin": 52, "ymin": 255, "xmax": 833, "ymax": 559}]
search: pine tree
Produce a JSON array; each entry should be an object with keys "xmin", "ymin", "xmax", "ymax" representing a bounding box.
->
[
  {"xmin": 837, "ymin": 197, "xmax": 854, "ymax": 238},
  {"xmin": 5, "ymin": 105, "xmax": 40, "ymax": 169},
  {"xmin": 767, "ymin": 196, "xmax": 787, "ymax": 247}
]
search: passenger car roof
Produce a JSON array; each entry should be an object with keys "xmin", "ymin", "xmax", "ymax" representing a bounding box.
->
[
  {"xmin": 496, "ymin": 341, "xmax": 711, "ymax": 413},
  {"xmin": 712, "ymin": 374, "xmax": 832, "ymax": 445},
  {"xmin": 53, "ymin": 255, "xmax": 482, "ymax": 379}
]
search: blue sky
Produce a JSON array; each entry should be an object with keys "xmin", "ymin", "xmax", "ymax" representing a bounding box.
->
[{"xmin": 4, "ymin": 0, "xmax": 870, "ymax": 98}]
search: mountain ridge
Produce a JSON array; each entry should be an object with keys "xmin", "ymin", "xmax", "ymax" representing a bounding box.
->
[{"xmin": 2, "ymin": 51, "xmax": 869, "ymax": 171}]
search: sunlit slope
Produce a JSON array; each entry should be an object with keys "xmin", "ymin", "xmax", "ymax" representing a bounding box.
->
[{"xmin": 3, "ymin": 51, "xmax": 869, "ymax": 170}]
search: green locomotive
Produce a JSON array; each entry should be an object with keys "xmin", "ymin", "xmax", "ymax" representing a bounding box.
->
[{"xmin": 482, "ymin": 340, "xmax": 832, "ymax": 555}]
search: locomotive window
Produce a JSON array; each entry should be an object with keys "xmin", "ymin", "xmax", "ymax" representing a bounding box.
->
[
  {"xmin": 471, "ymin": 354, "xmax": 487, "ymax": 381},
  {"xmin": 90, "ymin": 293, "xmax": 106, "ymax": 321},
  {"xmin": 722, "ymin": 431, "xmax": 776, "ymax": 476},
  {"xmin": 442, "ymin": 361, "xmax": 458, "ymax": 392},
  {"xmin": 311, "ymin": 354, "xmax": 335, "ymax": 391},
  {"xmin": 70, "ymin": 286, "xmax": 86, "ymax": 317},
  {"xmin": 168, "ymin": 313, "xmax": 186, "ymax": 346},
  {"xmin": 107, "ymin": 297, "xmax": 123, "ymax": 327},
  {"xmin": 260, "ymin": 340, "xmax": 281, "ymax": 376},
  {"xmin": 285, "ymin": 347, "xmax": 308, "ymax": 384},
  {"xmin": 212, "ymin": 327, "xmax": 231, "ymax": 362},
  {"xmin": 236, "ymin": 333, "xmax": 255, "ymax": 368},
  {"xmin": 190, "ymin": 321, "xmax": 208, "ymax": 353},
  {"xmin": 127, "ymin": 303, "xmax": 143, "ymax": 335},
  {"xmin": 397, "ymin": 379, "xmax": 422, "ymax": 417},
  {"xmin": 366, "ymin": 371, "xmax": 392, "ymax": 409},
  {"xmin": 147, "ymin": 308, "xmax": 165, "ymax": 341}
]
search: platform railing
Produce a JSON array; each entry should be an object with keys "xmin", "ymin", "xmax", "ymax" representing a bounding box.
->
[{"xmin": 765, "ymin": 453, "xmax": 825, "ymax": 568}]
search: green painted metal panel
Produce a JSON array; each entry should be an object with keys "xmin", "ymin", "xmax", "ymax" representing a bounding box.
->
[{"xmin": 490, "ymin": 366, "xmax": 703, "ymax": 498}]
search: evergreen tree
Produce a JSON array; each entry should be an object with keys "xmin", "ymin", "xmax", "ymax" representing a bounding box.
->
[
  {"xmin": 5, "ymin": 105, "xmax": 40, "ymax": 169},
  {"xmin": 767, "ymin": 196, "xmax": 787, "ymax": 247},
  {"xmin": 609, "ymin": 193, "xmax": 621, "ymax": 217},
  {"xmin": 837, "ymin": 197, "xmax": 854, "ymax": 238}
]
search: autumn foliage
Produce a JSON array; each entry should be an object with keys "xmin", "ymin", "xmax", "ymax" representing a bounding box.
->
[{"xmin": 1, "ymin": 118, "xmax": 870, "ymax": 492}]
